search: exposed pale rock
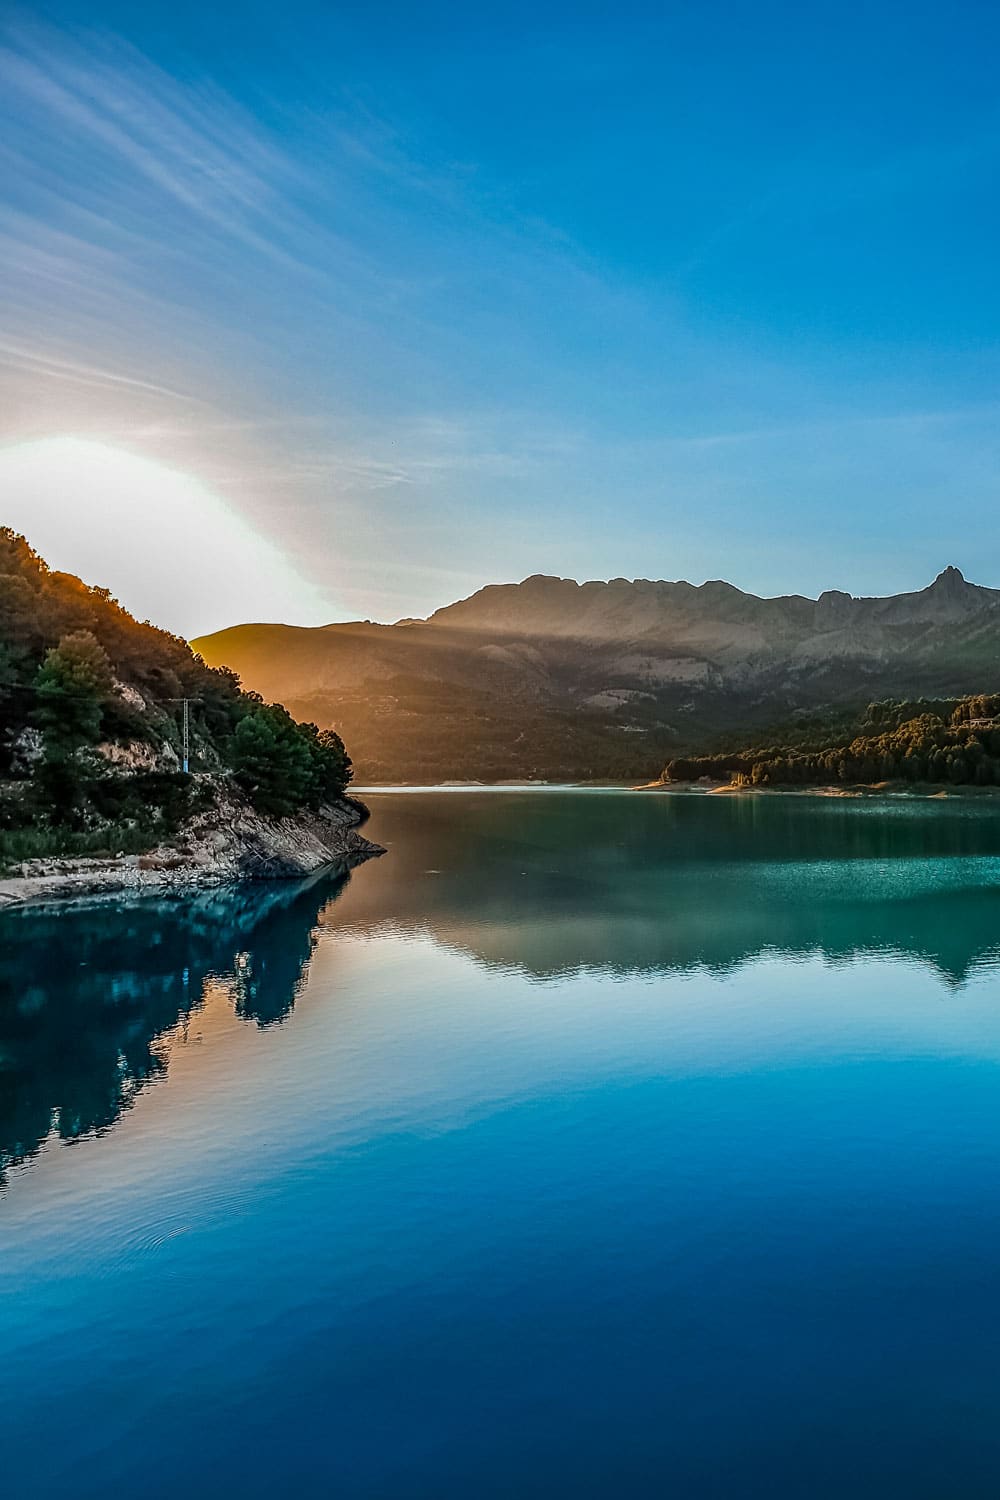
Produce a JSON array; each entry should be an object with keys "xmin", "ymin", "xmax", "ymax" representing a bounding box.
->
[
  {"xmin": 114, "ymin": 680, "xmax": 147, "ymax": 712},
  {"xmin": 96, "ymin": 739, "xmax": 164, "ymax": 771},
  {"xmin": 0, "ymin": 789, "xmax": 382, "ymax": 909},
  {"xmin": 10, "ymin": 727, "xmax": 44, "ymax": 774}
]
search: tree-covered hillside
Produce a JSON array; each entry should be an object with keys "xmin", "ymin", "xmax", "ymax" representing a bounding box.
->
[
  {"xmin": 664, "ymin": 695, "xmax": 1000, "ymax": 788},
  {"xmin": 0, "ymin": 529, "xmax": 352, "ymax": 862}
]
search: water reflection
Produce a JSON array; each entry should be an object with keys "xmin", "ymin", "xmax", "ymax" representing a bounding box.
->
[
  {"xmin": 5, "ymin": 793, "xmax": 1000, "ymax": 1184},
  {"xmin": 8, "ymin": 794, "xmax": 1000, "ymax": 1498},
  {"xmin": 343, "ymin": 792, "xmax": 1000, "ymax": 985},
  {"xmin": 0, "ymin": 874, "xmax": 347, "ymax": 1182}
]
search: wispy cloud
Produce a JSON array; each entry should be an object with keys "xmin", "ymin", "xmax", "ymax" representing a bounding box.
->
[
  {"xmin": 0, "ymin": 22, "xmax": 611, "ymax": 562},
  {"xmin": 0, "ymin": 21, "xmax": 608, "ymax": 417},
  {"xmin": 0, "ymin": 31, "xmax": 308, "ymax": 267},
  {"xmin": 4, "ymin": 14, "xmax": 1000, "ymax": 623},
  {"xmin": 0, "ymin": 339, "xmax": 200, "ymax": 401}
]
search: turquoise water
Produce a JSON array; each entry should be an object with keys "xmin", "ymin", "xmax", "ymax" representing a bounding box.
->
[{"xmin": 6, "ymin": 791, "xmax": 1000, "ymax": 1495}]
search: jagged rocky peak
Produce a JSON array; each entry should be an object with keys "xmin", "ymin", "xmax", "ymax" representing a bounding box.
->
[
  {"xmin": 869, "ymin": 563, "xmax": 1000, "ymax": 626},
  {"xmin": 918, "ymin": 564, "xmax": 997, "ymax": 615},
  {"xmin": 930, "ymin": 565, "xmax": 967, "ymax": 593}
]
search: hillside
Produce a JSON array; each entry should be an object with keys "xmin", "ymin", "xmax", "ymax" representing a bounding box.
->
[
  {"xmin": 194, "ymin": 565, "xmax": 1000, "ymax": 783},
  {"xmin": 0, "ymin": 528, "xmax": 354, "ymax": 865}
]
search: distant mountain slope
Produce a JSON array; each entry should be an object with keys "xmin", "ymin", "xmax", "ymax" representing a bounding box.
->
[{"xmin": 194, "ymin": 567, "xmax": 1000, "ymax": 783}]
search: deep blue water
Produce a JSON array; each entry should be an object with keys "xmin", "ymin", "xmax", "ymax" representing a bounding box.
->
[{"xmin": 6, "ymin": 790, "xmax": 1000, "ymax": 1495}]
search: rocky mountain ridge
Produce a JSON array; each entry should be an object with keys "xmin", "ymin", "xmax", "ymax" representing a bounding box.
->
[
  {"xmin": 424, "ymin": 566, "xmax": 1000, "ymax": 676},
  {"xmin": 194, "ymin": 566, "xmax": 1000, "ymax": 783}
]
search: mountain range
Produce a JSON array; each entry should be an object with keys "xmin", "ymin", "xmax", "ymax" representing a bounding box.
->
[{"xmin": 193, "ymin": 566, "xmax": 1000, "ymax": 783}]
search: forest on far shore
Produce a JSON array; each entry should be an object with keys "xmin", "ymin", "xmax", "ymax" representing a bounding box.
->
[{"xmin": 664, "ymin": 694, "xmax": 1000, "ymax": 789}]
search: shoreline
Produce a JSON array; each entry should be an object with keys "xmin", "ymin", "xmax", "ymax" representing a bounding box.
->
[
  {"xmin": 0, "ymin": 792, "xmax": 384, "ymax": 911},
  {"xmin": 635, "ymin": 779, "xmax": 1000, "ymax": 799},
  {"xmin": 8, "ymin": 776, "xmax": 990, "ymax": 911},
  {"xmin": 359, "ymin": 779, "xmax": 1000, "ymax": 801},
  {"xmin": 357, "ymin": 778, "xmax": 1000, "ymax": 797},
  {"xmin": 354, "ymin": 781, "xmax": 638, "ymax": 793}
]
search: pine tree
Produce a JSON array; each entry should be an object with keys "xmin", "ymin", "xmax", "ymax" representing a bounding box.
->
[{"xmin": 32, "ymin": 631, "xmax": 114, "ymax": 816}]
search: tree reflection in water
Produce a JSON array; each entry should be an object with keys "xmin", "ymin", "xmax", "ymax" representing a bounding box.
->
[
  {"xmin": 0, "ymin": 872, "xmax": 350, "ymax": 1183},
  {"xmin": 7, "ymin": 793, "xmax": 1000, "ymax": 1186}
]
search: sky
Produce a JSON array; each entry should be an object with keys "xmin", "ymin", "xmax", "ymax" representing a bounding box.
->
[{"xmin": 1, "ymin": 0, "xmax": 999, "ymax": 636}]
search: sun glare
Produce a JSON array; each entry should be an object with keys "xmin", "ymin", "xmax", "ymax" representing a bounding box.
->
[{"xmin": 0, "ymin": 436, "xmax": 328, "ymax": 638}]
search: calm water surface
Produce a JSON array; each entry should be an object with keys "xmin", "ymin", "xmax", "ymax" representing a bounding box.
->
[{"xmin": 6, "ymin": 791, "xmax": 1000, "ymax": 1496}]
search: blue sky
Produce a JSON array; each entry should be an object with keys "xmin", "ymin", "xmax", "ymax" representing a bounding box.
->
[{"xmin": 2, "ymin": 0, "xmax": 999, "ymax": 630}]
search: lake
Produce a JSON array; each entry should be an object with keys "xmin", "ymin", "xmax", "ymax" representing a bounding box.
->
[{"xmin": 6, "ymin": 789, "xmax": 1000, "ymax": 1496}]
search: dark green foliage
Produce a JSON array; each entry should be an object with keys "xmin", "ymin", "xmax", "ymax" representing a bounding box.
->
[
  {"xmin": 664, "ymin": 693, "xmax": 1000, "ymax": 789},
  {"xmin": 230, "ymin": 705, "xmax": 312, "ymax": 816},
  {"xmin": 310, "ymin": 727, "xmax": 353, "ymax": 802},
  {"xmin": 0, "ymin": 528, "xmax": 354, "ymax": 858},
  {"xmin": 0, "ymin": 772, "xmax": 214, "ymax": 869},
  {"xmin": 31, "ymin": 631, "xmax": 114, "ymax": 816},
  {"xmin": 230, "ymin": 705, "xmax": 351, "ymax": 815}
]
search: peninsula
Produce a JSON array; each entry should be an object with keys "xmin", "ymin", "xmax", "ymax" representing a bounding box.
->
[{"xmin": 0, "ymin": 528, "xmax": 380, "ymax": 906}]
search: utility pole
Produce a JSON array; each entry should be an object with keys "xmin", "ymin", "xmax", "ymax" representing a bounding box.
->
[{"xmin": 165, "ymin": 697, "xmax": 200, "ymax": 773}]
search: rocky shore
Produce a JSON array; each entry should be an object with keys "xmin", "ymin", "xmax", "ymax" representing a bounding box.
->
[{"xmin": 0, "ymin": 790, "xmax": 384, "ymax": 910}]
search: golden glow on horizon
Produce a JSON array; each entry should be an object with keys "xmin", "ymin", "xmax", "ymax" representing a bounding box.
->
[{"xmin": 0, "ymin": 436, "xmax": 330, "ymax": 638}]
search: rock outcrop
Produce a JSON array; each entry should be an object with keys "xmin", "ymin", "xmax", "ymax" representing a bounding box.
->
[{"xmin": 0, "ymin": 789, "xmax": 383, "ymax": 909}]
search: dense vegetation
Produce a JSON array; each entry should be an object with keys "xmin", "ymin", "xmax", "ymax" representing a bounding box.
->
[
  {"xmin": 664, "ymin": 695, "xmax": 1000, "ymax": 788},
  {"xmin": 0, "ymin": 529, "xmax": 352, "ymax": 862}
]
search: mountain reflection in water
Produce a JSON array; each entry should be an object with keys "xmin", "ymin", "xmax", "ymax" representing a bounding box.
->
[
  {"xmin": 9, "ymin": 791, "xmax": 1000, "ymax": 1499},
  {"xmin": 4, "ymin": 791, "xmax": 1000, "ymax": 1183},
  {"xmin": 344, "ymin": 791, "xmax": 1000, "ymax": 985}
]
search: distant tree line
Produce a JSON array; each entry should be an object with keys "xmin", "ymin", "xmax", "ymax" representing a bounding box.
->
[
  {"xmin": 664, "ymin": 695, "xmax": 1000, "ymax": 788},
  {"xmin": 0, "ymin": 528, "xmax": 352, "ymax": 858}
]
